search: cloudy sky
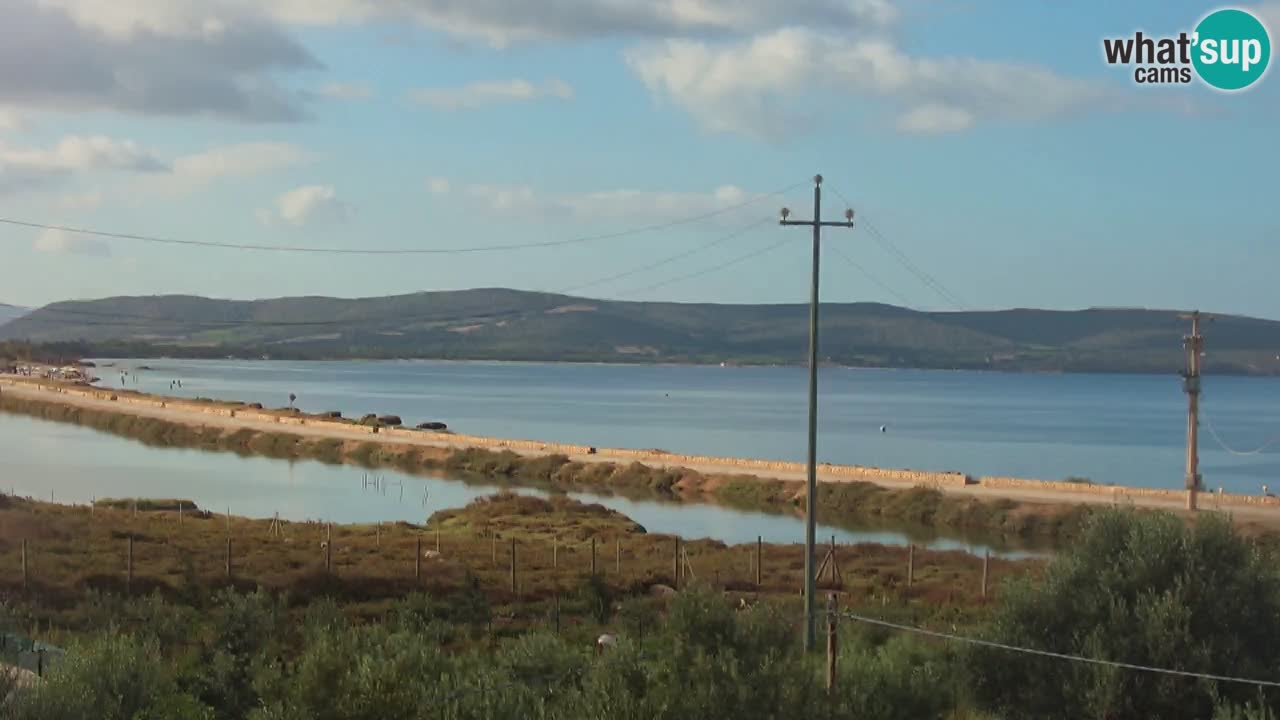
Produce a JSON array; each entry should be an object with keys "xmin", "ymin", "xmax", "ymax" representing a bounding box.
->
[{"xmin": 1, "ymin": 0, "xmax": 1277, "ymax": 316}]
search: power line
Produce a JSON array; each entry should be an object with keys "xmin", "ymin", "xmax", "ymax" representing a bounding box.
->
[
  {"xmin": 0, "ymin": 182, "xmax": 804, "ymax": 256},
  {"xmin": 616, "ymin": 229, "xmax": 790, "ymax": 297},
  {"xmin": 1201, "ymin": 412, "xmax": 1280, "ymax": 456},
  {"xmin": 826, "ymin": 243, "xmax": 917, "ymax": 309},
  {"xmin": 561, "ymin": 218, "xmax": 771, "ymax": 295},
  {"xmin": 839, "ymin": 611, "xmax": 1280, "ymax": 689},
  {"xmin": 825, "ymin": 186, "xmax": 967, "ymax": 310},
  {"xmin": 7, "ymin": 217, "xmax": 776, "ymax": 332}
]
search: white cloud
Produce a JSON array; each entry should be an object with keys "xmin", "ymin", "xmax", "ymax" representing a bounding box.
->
[
  {"xmin": 33, "ymin": 228, "xmax": 111, "ymax": 257},
  {"xmin": 55, "ymin": 190, "xmax": 105, "ymax": 211},
  {"xmin": 0, "ymin": 135, "xmax": 168, "ymax": 196},
  {"xmin": 260, "ymin": 184, "xmax": 349, "ymax": 226},
  {"xmin": 0, "ymin": 135, "xmax": 167, "ymax": 173},
  {"xmin": 126, "ymin": 141, "xmax": 313, "ymax": 199},
  {"xmin": 317, "ymin": 82, "xmax": 373, "ymax": 101},
  {"xmin": 172, "ymin": 142, "xmax": 312, "ymax": 179},
  {"xmin": 0, "ymin": 109, "xmax": 22, "ymax": 132},
  {"xmin": 438, "ymin": 179, "xmax": 758, "ymax": 223},
  {"xmin": 897, "ymin": 104, "xmax": 974, "ymax": 134},
  {"xmin": 0, "ymin": 0, "xmax": 318, "ymax": 122},
  {"xmin": 627, "ymin": 28, "xmax": 1109, "ymax": 138},
  {"xmin": 257, "ymin": 0, "xmax": 890, "ymax": 45},
  {"xmin": 409, "ymin": 79, "xmax": 574, "ymax": 110},
  {"xmin": 50, "ymin": 0, "xmax": 897, "ymax": 47},
  {"xmin": 426, "ymin": 177, "xmax": 451, "ymax": 194}
]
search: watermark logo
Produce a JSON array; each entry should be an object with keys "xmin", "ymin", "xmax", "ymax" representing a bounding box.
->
[{"xmin": 1103, "ymin": 7, "xmax": 1271, "ymax": 91}]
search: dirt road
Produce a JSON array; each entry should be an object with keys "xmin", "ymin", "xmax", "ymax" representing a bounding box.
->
[{"xmin": 4, "ymin": 380, "xmax": 1278, "ymax": 526}]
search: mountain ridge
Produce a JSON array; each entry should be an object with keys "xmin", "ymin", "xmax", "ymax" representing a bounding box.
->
[{"xmin": 2, "ymin": 289, "xmax": 1278, "ymax": 375}]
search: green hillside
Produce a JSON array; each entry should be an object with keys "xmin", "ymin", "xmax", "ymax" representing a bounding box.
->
[{"xmin": 3, "ymin": 289, "xmax": 1279, "ymax": 374}]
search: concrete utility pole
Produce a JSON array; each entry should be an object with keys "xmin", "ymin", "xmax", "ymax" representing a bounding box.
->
[
  {"xmin": 1180, "ymin": 311, "xmax": 1209, "ymax": 511},
  {"xmin": 780, "ymin": 174, "xmax": 855, "ymax": 652}
]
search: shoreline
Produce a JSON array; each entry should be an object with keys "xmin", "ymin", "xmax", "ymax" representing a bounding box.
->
[{"xmin": 3, "ymin": 376, "xmax": 1280, "ymax": 539}]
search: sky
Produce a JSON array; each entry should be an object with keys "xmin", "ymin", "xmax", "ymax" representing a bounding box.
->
[{"xmin": 0, "ymin": 0, "xmax": 1277, "ymax": 317}]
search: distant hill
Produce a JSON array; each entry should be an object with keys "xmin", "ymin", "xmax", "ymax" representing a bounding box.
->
[
  {"xmin": 0, "ymin": 303, "xmax": 29, "ymax": 327},
  {"xmin": 3, "ymin": 289, "xmax": 1279, "ymax": 374}
]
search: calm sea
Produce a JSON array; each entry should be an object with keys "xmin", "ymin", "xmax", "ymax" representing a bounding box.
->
[{"xmin": 93, "ymin": 359, "xmax": 1280, "ymax": 493}]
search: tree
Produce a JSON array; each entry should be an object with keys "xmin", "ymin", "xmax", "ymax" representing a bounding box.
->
[
  {"xmin": 288, "ymin": 393, "xmax": 296, "ymax": 410},
  {"xmin": 969, "ymin": 509, "xmax": 1280, "ymax": 719}
]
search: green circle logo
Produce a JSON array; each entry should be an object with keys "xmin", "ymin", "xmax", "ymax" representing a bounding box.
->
[{"xmin": 1192, "ymin": 8, "xmax": 1271, "ymax": 91}]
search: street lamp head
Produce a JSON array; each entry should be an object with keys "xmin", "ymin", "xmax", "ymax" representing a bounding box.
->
[
  {"xmin": 780, "ymin": 207, "xmax": 791, "ymax": 221},
  {"xmin": 844, "ymin": 208, "xmax": 855, "ymax": 223},
  {"xmin": 813, "ymin": 174, "xmax": 823, "ymax": 186}
]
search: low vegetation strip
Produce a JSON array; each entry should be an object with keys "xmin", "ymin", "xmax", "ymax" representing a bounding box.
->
[{"xmin": 0, "ymin": 389, "xmax": 1098, "ymax": 544}]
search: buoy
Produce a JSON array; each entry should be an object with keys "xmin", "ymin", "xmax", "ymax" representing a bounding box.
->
[{"xmin": 880, "ymin": 425, "xmax": 887, "ymax": 433}]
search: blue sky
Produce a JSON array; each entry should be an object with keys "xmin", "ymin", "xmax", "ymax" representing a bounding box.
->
[{"xmin": 1, "ymin": 0, "xmax": 1277, "ymax": 318}]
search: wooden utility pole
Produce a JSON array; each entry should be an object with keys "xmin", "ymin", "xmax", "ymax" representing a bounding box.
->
[
  {"xmin": 780, "ymin": 175, "xmax": 856, "ymax": 652},
  {"xmin": 1181, "ymin": 311, "xmax": 1209, "ymax": 511}
]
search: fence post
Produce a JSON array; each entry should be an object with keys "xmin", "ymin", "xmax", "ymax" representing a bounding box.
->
[
  {"xmin": 226, "ymin": 538, "xmax": 232, "ymax": 579},
  {"xmin": 511, "ymin": 537, "xmax": 518, "ymax": 595},
  {"xmin": 37, "ymin": 649, "xmax": 44, "ymax": 678},
  {"xmin": 590, "ymin": 537, "xmax": 597, "ymax": 576},
  {"xmin": 178, "ymin": 501, "xmax": 183, "ymax": 525},
  {"xmin": 826, "ymin": 593, "xmax": 837, "ymax": 693},
  {"xmin": 126, "ymin": 535, "xmax": 133, "ymax": 594},
  {"xmin": 325, "ymin": 523, "xmax": 332, "ymax": 573},
  {"xmin": 981, "ymin": 551, "xmax": 989, "ymax": 598},
  {"xmin": 616, "ymin": 539, "xmax": 621, "ymax": 575},
  {"xmin": 907, "ymin": 544, "xmax": 915, "ymax": 588},
  {"xmin": 415, "ymin": 537, "xmax": 422, "ymax": 581},
  {"xmin": 554, "ymin": 593, "xmax": 561, "ymax": 635},
  {"xmin": 21, "ymin": 538, "xmax": 27, "ymax": 589},
  {"xmin": 376, "ymin": 523, "xmax": 381, "ymax": 548},
  {"xmin": 673, "ymin": 537, "xmax": 680, "ymax": 589},
  {"xmin": 553, "ymin": 536, "xmax": 558, "ymax": 569},
  {"xmin": 756, "ymin": 535, "xmax": 762, "ymax": 587},
  {"xmin": 435, "ymin": 528, "xmax": 441, "ymax": 554},
  {"xmin": 492, "ymin": 534, "xmax": 498, "ymax": 567}
]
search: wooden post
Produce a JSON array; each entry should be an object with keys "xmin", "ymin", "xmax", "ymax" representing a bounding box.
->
[
  {"xmin": 225, "ymin": 507, "xmax": 230, "ymax": 535},
  {"xmin": 376, "ymin": 523, "xmax": 381, "ymax": 548},
  {"xmin": 552, "ymin": 536, "xmax": 558, "ymax": 569},
  {"xmin": 492, "ymin": 534, "xmax": 498, "ymax": 567},
  {"xmin": 590, "ymin": 537, "xmax": 597, "ymax": 576},
  {"xmin": 325, "ymin": 523, "xmax": 332, "ymax": 573},
  {"xmin": 673, "ymin": 537, "xmax": 681, "ymax": 589},
  {"xmin": 756, "ymin": 535, "xmax": 762, "ymax": 587},
  {"xmin": 510, "ymin": 537, "xmax": 517, "ymax": 595},
  {"xmin": 616, "ymin": 539, "xmax": 621, "ymax": 575},
  {"xmin": 826, "ymin": 594, "xmax": 837, "ymax": 693},
  {"xmin": 178, "ymin": 501, "xmax": 183, "ymax": 525},
  {"xmin": 225, "ymin": 538, "xmax": 232, "ymax": 579},
  {"xmin": 415, "ymin": 537, "xmax": 422, "ymax": 580},
  {"xmin": 981, "ymin": 551, "xmax": 990, "ymax": 598},
  {"xmin": 554, "ymin": 593, "xmax": 561, "ymax": 635},
  {"xmin": 435, "ymin": 528, "xmax": 440, "ymax": 553},
  {"xmin": 126, "ymin": 535, "xmax": 133, "ymax": 594},
  {"xmin": 21, "ymin": 539, "xmax": 27, "ymax": 589},
  {"xmin": 907, "ymin": 544, "xmax": 915, "ymax": 588}
]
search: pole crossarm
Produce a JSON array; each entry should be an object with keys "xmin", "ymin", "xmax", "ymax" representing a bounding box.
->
[{"xmin": 778, "ymin": 173, "xmax": 856, "ymax": 653}]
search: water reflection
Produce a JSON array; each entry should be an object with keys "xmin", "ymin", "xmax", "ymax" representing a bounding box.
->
[{"xmin": 0, "ymin": 411, "xmax": 1037, "ymax": 556}]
